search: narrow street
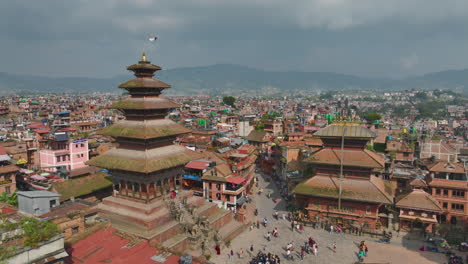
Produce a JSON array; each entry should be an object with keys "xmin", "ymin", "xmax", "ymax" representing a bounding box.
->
[{"xmin": 211, "ymin": 171, "xmax": 446, "ymax": 264}]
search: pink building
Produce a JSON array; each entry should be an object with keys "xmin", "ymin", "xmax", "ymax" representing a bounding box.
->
[{"xmin": 39, "ymin": 138, "xmax": 89, "ymax": 172}]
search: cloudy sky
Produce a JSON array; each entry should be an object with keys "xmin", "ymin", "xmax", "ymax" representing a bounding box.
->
[{"xmin": 1, "ymin": 0, "xmax": 468, "ymax": 78}]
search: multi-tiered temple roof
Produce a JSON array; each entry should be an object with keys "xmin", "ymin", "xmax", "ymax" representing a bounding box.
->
[{"xmin": 89, "ymin": 53, "xmax": 196, "ymax": 175}]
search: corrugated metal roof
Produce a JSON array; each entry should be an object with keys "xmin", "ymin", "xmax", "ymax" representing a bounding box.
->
[{"xmin": 17, "ymin": 191, "xmax": 60, "ymax": 198}]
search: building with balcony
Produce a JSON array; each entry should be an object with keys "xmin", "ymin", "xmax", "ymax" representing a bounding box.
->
[
  {"xmin": 39, "ymin": 133, "xmax": 89, "ymax": 172},
  {"xmin": 182, "ymin": 160, "xmax": 214, "ymax": 196},
  {"xmin": 51, "ymin": 111, "xmax": 71, "ymax": 130},
  {"xmin": 202, "ymin": 162, "xmax": 249, "ymax": 210},
  {"xmin": 386, "ymin": 139, "xmax": 415, "ymax": 164},
  {"xmin": 0, "ymin": 146, "xmax": 18, "ymax": 195},
  {"xmin": 426, "ymin": 161, "xmax": 467, "ymax": 228},
  {"xmin": 264, "ymin": 121, "xmax": 283, "ymax": 136}
]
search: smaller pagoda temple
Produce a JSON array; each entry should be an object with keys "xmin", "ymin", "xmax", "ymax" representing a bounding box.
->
[{"xmin": 294, "ymin": 122, "xmax": 394, "ymax": 229}]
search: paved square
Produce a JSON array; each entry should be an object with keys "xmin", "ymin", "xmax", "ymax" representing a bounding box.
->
[{"xmin": 211, "ymin": 172, "xmax": 447, "ymax": 264}]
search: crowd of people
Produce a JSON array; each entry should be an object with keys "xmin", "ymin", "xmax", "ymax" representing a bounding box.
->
[{"xmin": 249, "ymin": 251, "xmax": 281, "ymax": 264}]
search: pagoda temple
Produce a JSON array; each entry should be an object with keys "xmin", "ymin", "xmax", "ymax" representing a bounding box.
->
[
  {"xmin": 294, "ymin": 122, "xmax": 394, "ymax": 230},
  {"xmin": 88, "ymin": 53, "xmax": 244, "ymax": 252}
]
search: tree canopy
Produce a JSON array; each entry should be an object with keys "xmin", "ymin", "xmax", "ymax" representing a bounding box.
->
[
  {"xmin": 222, "ymin": 96, "xmax": 236, "ymax": 107},
  {"xmin": 364, "ymin": 112, "xmax": 382, "ymax": 124}
]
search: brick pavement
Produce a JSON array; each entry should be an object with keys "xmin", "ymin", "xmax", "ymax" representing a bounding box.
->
[{"xmin": 211, "ymin": 172, "xmax": 447, "ymax": 264}]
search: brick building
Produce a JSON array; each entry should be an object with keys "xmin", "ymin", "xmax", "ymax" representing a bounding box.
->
[
  {"xmin": 426, "ymin": 161, "xmax": 467, "ymax": 228},
  {"xmin": 294, "ymin": 122, "xmax": 393, "ymax": 229},
  {"xmin": 0, "ymin": 146, "xmax": 18, "ymax": 195}
]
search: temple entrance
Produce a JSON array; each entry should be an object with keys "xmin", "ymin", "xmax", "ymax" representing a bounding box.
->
[
  {"xmin": 450, "ymin": 216, "xmax": 458, "ymax": 226},
  {"xmin": 413, "ymin": 219, "xmax": 423, "ymax": 229}
]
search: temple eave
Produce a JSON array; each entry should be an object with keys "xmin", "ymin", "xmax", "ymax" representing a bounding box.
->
[
  {"xmin": 109, "ymin": 98, "xmax": 180, "ymax": 110},
  {"xmin": 87, "ymin": 151, "xmax": 196, "ymax": 174},
  {"xmin": 98, "ymin": 122, "xmax": 191, "ymax": 139},
  {"xmin": 118, "ymin": 78, "xmax": 171, "ymax": 89}
]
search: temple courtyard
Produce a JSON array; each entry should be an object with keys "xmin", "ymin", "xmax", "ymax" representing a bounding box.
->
[{"xmin": 211, "ymin": 172, "xmax": 450, "ymax": 264}]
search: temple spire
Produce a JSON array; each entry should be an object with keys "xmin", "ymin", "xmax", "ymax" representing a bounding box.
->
[{"xmin": 141, "ymin": 52, "xmax": 147, "ymax": 63}]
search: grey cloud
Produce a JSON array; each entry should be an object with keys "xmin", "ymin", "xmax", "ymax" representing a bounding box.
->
[{"xmin": 0, "ymin": 0, "xmax": 468, "ymax": 78}]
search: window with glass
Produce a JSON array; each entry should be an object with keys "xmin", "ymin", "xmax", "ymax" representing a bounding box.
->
[
  {"xmin": 453, "ymin": 190, "xmax": 465, "ymax": 198},
  {"xmin": 451, "ymin": 203, "xmax": 464, "ymax": 211}
]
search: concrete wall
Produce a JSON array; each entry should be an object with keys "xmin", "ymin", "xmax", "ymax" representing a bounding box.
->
[
  {"xmin": 18, "ymin": 195, "xmax": 59, "ymax": 216},
  {"xmin": 7, "ymin": 235, "xmax": 66, "ymax": 264}
]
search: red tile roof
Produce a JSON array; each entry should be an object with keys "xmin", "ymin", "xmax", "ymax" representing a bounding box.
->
[
  {"xmin": 185, "ymin": 160, "xmax": 210, "ymax": 170},
  {"xmin": 66, "ymin": 227, "xmax": 159, "ymax": 264},
  {"xmin": 396, "ymin": 189, "xmax": 442, "ymax": 212},
  {"xmin": 306, "ymin": 148, "xmax": 385, "ymax": 169},
  {"xmin": 0, "ymin": 146, "xmax": 7, "ymax": 155},
  {"xmin": 294, "ymin": 175, "xmax": 393, "ymax": 204},
  {"xmin": 227, "ymin": 177, "xmax": 246, "ymax": 185}
]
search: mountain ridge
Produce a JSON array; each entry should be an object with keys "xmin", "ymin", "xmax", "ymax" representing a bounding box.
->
[{"xmin": 0, "ymin": 64, "xmax": 467, "ymax": 95}]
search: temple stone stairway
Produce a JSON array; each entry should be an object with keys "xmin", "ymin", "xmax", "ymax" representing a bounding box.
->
[{"xmin": 98, "ymin": 190, "xmax": 247, "ymax": 257}]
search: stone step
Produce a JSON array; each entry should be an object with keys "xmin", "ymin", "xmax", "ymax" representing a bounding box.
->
[
  {"xmin": 99, "ymin": 201, "xmax": 170, "ymax": 222},
  {"xmin": 208, "ymin": 209, "xmax": 233, "ymax": 229},
  {"xmin": 197, "ymin": 202, "xmax": 218, "ymax": 216},
  {"xmin": 104, "ymin": 212, "xmax": 180, "ymax": 241},
  {"xmin": 161, "ymin": 233, "xmax": 187, "ymax": 250},
  {"xmin": 218, "ymin": 220, "xmax": 246, "ymax": 243}
]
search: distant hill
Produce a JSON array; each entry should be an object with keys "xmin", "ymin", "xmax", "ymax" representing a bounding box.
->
[{"xmin": 0, "ymin": 65, "xmax": 467, "ymax": 95}]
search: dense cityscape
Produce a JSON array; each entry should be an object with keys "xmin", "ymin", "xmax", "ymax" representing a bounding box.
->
[
  {"xmin": 2, "ymin": 1, "xmax": 468, "ymax": 264},
  {"xmin": 0, "ymin": 51, "xmax": 466, "ymax": 264}
]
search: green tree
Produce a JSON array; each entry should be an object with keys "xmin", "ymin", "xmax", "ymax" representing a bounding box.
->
[
  {"xmin": 364, "ymin": 112, "xmax": 382, "ymax": 124},
  {"xmin": 222, "ymin": 96, "xmax": 236, "ymax": 107},
  {"xmin": 0, "ymin": 192, "xmax": 17, "ymax": 207},
  {"xmin": 414, "ymin": 92, "xmax": 428, "ymax": 100}
]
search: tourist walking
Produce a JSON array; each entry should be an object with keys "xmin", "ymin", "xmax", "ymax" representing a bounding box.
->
[
  {"xmin": 301, "ymin": 247, "xmax": 305, "ymax": 260},
  {"xmin": 230, "ymin": 249, "xmax": 234, "ymax": 260},
  {"xmin": 250, "ymin": 244, "xmax": 254, "ymax": 252},
  {"xmin": 330, "ymin": 225, "xmax": 334, "ymax": 234},
  {"xmin": 313, "ymin": 243, "xmax": 318, "ymax": 256},
  {"xmin": 358, "ymin": 250, "xmax": 365, "ymax": 262},
  {"xmin": 332, "ymin": 242, "xmax": 336, "ymax": 253},
  {"xmin": 239, "ymin": 248, "xmax": 244, "ymax": 258}
]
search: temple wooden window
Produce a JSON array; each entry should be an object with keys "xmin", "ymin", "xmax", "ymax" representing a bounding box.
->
[
  {"xmin": 314, "ymin": 201, "xmax": 320, "ymax": 209},
  {"xmin": 436, "ymin": 189, "xmax": 441, "ymax": 195},
  {"xmin": 443, "ymin": 189, "xmax": 449, "ymax": 197},
  {"xmin": 453, "ymin": 190, "xmax": 465, "ymax": 198},
  {"xmin": 443, "ymin": 202, "xmax": 448, "ymax": 209},
  {"xmin": 365, "ymin": 206, "xmax": 371, "ymax": 215},
  {"xmin": 451, "ymin": 203, "xmax": 464, "ymax": 211}
]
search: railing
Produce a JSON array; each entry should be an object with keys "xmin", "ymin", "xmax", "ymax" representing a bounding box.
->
[{"xmin": 0, "ymin": 180, "xmax": 12, "ymax": 185}]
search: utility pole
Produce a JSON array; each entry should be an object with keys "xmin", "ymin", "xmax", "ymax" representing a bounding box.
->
[{"xmin": 338, "ymin": 127, "xmax": 347, "ymax": 210}]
